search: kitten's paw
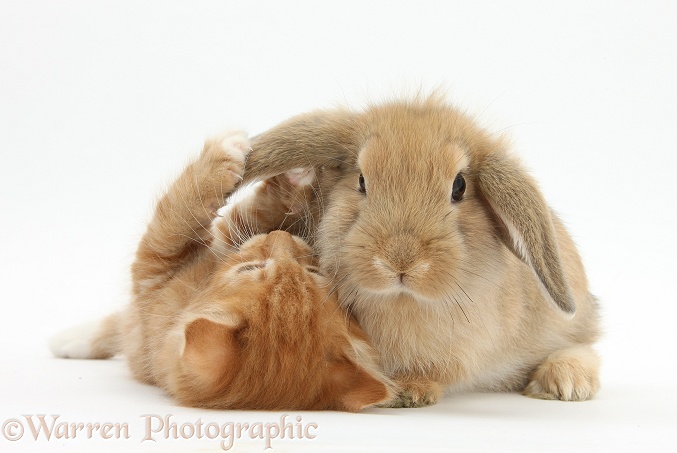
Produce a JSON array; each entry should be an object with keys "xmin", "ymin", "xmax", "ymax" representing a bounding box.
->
[
  {"xmin": 202, "ymin": 130, "xmax": 251, "ymax": 190},
  {"xmin": 380, "ymin": 378, "xmax": 442, "ymax": 408},
  {"xmin": 523, "ymin": 345, "xmax": 600, "ymax": 401},
  {"xmin": 284, "ymin": 167, "xmax": 316, "ymax": 187},
  {"xmin": 217, "ymin": 130, "xmax": 251, "ymax": 165},
  {"xmin": 49, "ymin": 321, "xmax": 103, "ymax": 359}
]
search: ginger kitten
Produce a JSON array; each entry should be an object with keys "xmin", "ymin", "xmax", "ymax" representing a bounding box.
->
[{"xmin": 51, "ymin": 131, "xmax": 393, "ymax": 411}]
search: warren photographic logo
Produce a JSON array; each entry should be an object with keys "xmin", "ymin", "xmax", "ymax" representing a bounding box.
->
[{"xmin": 2, "ymin": 414, "xmax": 318, "ymax": 450}]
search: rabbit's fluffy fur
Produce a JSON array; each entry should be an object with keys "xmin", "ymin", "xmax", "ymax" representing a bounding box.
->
[{"xmin": 243, "ymin": 95, "xmax": 601, "ymax": 406}]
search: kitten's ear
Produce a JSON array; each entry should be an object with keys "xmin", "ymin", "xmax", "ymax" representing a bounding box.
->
[
  {"xmin": 181, "ymin": 318, "xmax": 238, "ymax": 387},
  {"xmin": 332, "ymin": 358, "xmax": 393, "ymax": 411}
]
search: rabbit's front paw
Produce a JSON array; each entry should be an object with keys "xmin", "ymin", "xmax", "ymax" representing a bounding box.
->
[
  {"xmin": 523, "ymin": 345, "xmax": 600, "ymax": 401},
  {"xmin": 381, "ymin": 378, "xmax": 442, "ymax": 408}
]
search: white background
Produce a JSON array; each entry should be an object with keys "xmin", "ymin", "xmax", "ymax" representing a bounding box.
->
[{"xmin": 1, "ymin": 1, "xmax": 676, "ymax": 452}]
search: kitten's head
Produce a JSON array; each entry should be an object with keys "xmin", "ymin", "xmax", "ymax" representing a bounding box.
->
[{"xmin": 166, "ymin": 230, "xmax": 393, "ymax": 411}]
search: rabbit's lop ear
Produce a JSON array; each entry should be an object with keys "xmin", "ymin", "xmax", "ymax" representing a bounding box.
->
[
  {"xmin": 477, "ymin": 153, "xmax": 575, "ymax": 315},
  {"xmin": 244, "ymin": 110, "xmax": 358, "ymax": 183}
]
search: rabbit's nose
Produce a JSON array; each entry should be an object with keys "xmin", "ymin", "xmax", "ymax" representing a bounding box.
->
[{"xmin": 376, "ymin": 234, "xmax": 428, "ymax": 278}]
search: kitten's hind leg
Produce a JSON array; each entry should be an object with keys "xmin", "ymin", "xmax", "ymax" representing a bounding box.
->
[{"xmin": 50, "ymin": 312, "xmax": 122, "ymax": 359}]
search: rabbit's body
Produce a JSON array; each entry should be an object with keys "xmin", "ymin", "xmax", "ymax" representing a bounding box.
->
[
  {"xmin": 336, "ymin": 219, "xmax": 599, "ymax": 396},
  {"xmin": 245, "ymin": 97, "xmax": 600, "ymax": 406}
]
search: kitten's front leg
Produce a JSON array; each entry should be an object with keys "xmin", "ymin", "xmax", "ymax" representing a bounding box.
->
[
  {"xmin": 193, "ymin": 131, "xmax": 251, "ymax": 217},
  {"xmin": 132, "ymin": 131, "xmax": 251, "ymax": 291},
  {"xmin": 213, "ymin": 166, "xmax": 318, "ymax": 248}
]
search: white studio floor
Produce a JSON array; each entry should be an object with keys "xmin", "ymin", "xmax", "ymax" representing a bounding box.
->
[
  {"xmin": 1, "ymin": 349, "xmax": 674, "ymax": 452},
  {"xmin": 2, "ymin": 1, "xmax": 676, "ymax": 451}
]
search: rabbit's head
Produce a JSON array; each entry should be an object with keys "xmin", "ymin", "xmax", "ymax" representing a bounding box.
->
[{"xmin": 245, "ymin": 97, "xmax": 575, "ymax": 315}]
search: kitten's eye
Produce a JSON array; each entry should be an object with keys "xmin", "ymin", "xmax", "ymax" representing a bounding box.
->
[
  {"xmin": 358, "ymin": 173, "xmax": 366, "ymax": 194},
  {"xmin": 237, "ymin": 262, "xmax": 266, "ymax": 273},
  {"xmin": 306, "ymin": 266, "xmax": 322, "ymax": 275},
  {"xmin": 451, "ymin": 173, "xmax": 466, "ymax": 202}
]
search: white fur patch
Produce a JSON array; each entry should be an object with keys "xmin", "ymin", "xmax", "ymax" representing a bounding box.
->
[
  {"xmin": 372, "ymin": 257, "xmax": 395, "ymax": 275},
  {"xmin": 504, "ymin": 217, "xmax": 531, "ymax": 265},
  {"xmin": 49, "ymin": 320, "xmax": 103, "ymax": 359},
  {"xmin": 218, "ymin": 130, "xmax": 251, "ymax": 164},
  {"xmin": 485, "ymin": 197, "xmax": 530, "ymax": 265},
  {"xmin": 455, "ymin": 153, "xmax": 469, "ymax": 172},
  {"xmin": 285, "ymin": 167, "xmax": 316, "ymax": 186},
  {"xmin": 136, "ymin": 274, "xmax": 169, "ymax": 293},
  {"xmin": 211, "ymin": 205, "xmax": 235, "ymax": 255}
]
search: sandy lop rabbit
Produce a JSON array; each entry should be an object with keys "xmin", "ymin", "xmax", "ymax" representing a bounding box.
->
[{"xmin": 241, "ymin": 95, "xmax": 601, "ymax": 407}]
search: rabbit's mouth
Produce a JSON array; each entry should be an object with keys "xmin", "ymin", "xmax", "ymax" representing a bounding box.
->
[
  {"xmin": 351, "ymin": 283, "xmax": 447, "ymax": 307},
  {"xmin": 356, "ymin": 258, "xmax": 441, "ymax": 301}
]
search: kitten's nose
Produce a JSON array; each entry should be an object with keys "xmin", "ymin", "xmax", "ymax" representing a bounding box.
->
[
  {"xmin": 267, "ymin": 230, "xmax": 293, "ymax": 242},
  {"xmin": 264, "ymin": 230, "xmax": 296, "ymax": 258}
]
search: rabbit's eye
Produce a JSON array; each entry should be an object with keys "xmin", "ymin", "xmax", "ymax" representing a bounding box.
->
[
  {"xmin": 358, "ymin": 173, "xmax": 366, "ymax": 194},
  {"xmin": 451, "ymin": 173, "xmax": 466, "ymax": 202}
]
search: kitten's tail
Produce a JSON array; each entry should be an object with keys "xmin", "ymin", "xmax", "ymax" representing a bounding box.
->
[{"xmin": 50, "ymin": 312, "xmax": 122, "ymax": 359}]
